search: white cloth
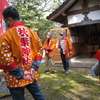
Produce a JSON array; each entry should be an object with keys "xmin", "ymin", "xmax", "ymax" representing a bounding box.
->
[{"xmin": 60, "ymin": 39, "xmax": 66, "ymax": 54}]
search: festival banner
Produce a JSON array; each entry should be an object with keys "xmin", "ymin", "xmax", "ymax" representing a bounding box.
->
[{"xmin": 0, "ymin": 0, "xmax": 9, "ymax": 36}]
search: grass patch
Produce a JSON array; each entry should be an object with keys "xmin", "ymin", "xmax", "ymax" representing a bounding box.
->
[
  {"xmin": 1, "ymin": 64, "xmax": 100, "ymax": 100},
  {"xmin": 9, "ymin": 63, "xmax": 99, "ymax": 100},
  {"xmin": 37, "ymin": 64, "xmax": 100, "ymax": 100},
  {"xmin": 0, "ymin": 93, "xmax": 5, "ymax": 98}
]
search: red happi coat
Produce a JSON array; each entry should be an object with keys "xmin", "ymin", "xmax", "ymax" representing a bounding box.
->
[
  {"xmin": 58, "ymin": 36, "xmax": 72, "ymax": 58},
  {"xmin": 94, "ymin": 49, "xmax": 100, "ymax": 61},
  {"xmin": 0, "ymin": 22, "xmax": 43, "ymax": 87}
]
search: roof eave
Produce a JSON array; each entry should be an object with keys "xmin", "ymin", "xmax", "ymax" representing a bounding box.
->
[{"xmin": 47, "ymin": 0, "xmax": 77, "ymax": 21}]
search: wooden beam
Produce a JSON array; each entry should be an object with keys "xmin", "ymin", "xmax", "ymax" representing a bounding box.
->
[
  {"xmin": 54, "ymin": 15, "xmax": 64, "ymax": 22},
  {"xmin": 49, "ymin": 0, "xmax": 77, "ymax": 20},
  {"xmin": 67, "ymin": 5, "xmax": 100, "ymax": 16},
  {"xmin": 52, "ymin": 15, "xmax": 66, "ymax": 24},
  {"xmin": 50, "ymin": 27, "xmax": 68, "ymax": 31},
  {"xmin": 68, "ymin": 20, "xmax": 100, "ymax": 28}
]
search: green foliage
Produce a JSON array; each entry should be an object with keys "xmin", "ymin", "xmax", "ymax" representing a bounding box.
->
[{"xmin": 10, "ymin": 0, "xmax": 64, "ymax": 42}]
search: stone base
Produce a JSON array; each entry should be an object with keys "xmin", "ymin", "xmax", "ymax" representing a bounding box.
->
[
  {"xmin": 55, "ymin": 55, "xmax": 98, "ymax": 67},
  {"xmin": 0, "ymin": 75, "xmax": 10, "ymax": 98}
]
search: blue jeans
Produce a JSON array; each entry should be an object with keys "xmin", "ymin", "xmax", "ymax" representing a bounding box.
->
[
  {"xmin": 8, "ymin": 81, "xmax": 46, "ymax": 100},
  {"xmin": 60, "ymin": 49, "xmax": 70, "ymax": 71}
]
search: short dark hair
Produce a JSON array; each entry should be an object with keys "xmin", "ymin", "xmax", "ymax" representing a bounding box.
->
[{"xmin": 2, "ymin": 6, "xmax": 20, "ymax": 20}]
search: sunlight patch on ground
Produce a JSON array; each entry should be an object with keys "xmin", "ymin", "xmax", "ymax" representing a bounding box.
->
[
  {"xmin": 82, "ymin": 74, "xmax": 99, "ymax": 82},
  {"xmin": 71, "ymin": 59, "xmax": 81, "ymax": 62},
  {"xmin": 40, "ymin": 74, "xmax": 57, "ymax": 78},
  {"xmin": 61, "ymin": 91, "xmax": 81, "ymax": 100},
  {"xmin": 60, "ymin": 83, "xmax": 93, "ymax": 100},
  {"xmin": 0, "ymin": 70, "xmax": 3, "ymax": 72}
]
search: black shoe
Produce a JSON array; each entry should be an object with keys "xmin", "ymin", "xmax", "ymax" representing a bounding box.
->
[
  {"xmin": 51, "ymin": 71, "xmax": 55, "ymax": 74},
  {"xmin": 44, "ymin": 70, "xmax": 49, "ymax": 73}
]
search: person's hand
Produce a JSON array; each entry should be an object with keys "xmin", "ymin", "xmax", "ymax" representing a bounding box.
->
[
  {"xmin": 29, "ymin": 68, "xmax": 35, "ymax": 79},
  {"xmin": 45, "ymin": 50, "xmax": 48, "ymax": 54},
  {"xmin": 69, "ymin": 51, "xmax": 72, "ymax": 55},
  {"xmin": 23, "ymin": 71, "xmax": 32, "ymax": 81}
]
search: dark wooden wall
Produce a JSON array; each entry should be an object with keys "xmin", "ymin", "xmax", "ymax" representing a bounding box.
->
[{"xmin": 69, "ymin": 23, "xmax": 100, "ymax": 57}]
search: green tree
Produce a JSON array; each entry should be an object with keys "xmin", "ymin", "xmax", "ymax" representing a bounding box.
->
[{"xmin": 9, "ymin": 0, "xmax": 64, "ymax": 42}]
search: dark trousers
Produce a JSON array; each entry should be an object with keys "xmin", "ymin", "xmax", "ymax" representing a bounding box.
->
[
  {"xmin": 8, "ymin": 81, "xmax": 45, "ymax": 100},
  {"xmin": 60, "ymin": 49, "xmax": 70, "ymax": 71}
]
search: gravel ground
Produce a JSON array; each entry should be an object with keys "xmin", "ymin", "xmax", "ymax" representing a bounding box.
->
[
  {"xmin": 0, "ymin": 74, "xmax": 11, "ymax": 100},
  {"xmin": 0, "ymin": 95, "xmax": 12, "ymax": 100}
]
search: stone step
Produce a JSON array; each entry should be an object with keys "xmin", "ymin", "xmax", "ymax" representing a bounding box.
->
[
  {"xmin": 55, "ymin": 55, "xmax": 98, "ymax": 68},
  {"xmin": 70, "ymin": 62, "xmax": 96, "ymax": 67},
  {"xmin": 55, "ymin": 62, "xmax": 97, "ymax": 68}
]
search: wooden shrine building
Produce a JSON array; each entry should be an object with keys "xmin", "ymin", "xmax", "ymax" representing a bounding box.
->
[{"xmin": 47, "ymin": 0, "xmax": 100, "ymax": 63}]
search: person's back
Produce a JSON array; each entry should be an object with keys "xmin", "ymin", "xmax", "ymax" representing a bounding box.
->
[
  {"xmin": 0, "ymin": 6, "xmax": 45, "ymax": 100},
  {"xmin": 0, "ymin": 24, "xmax": 41, "ymax": 87}
]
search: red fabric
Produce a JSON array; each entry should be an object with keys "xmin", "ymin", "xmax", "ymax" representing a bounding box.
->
[
  {"xmin": 45, "ymin": 53, "xmax": 49, "ymax": 57},
  {"xmin": 0, "ymin": 0, "xmax": 9, "ymax": 19},
  {"xmin": 69, "ymin": 49, "xmax": 72, "ymax": 51},
  {"xmin": 43, "ymin": 47, "xmax": 52, "ymax": 51},
  {"xmin": 11, "ymin": 22, "xmax": 25, "ymax": 28},
  {"xmin": 65, "ymin": 49, "xmax": 69, "ymax": 58},
  {"xmin": 0, "ymin": 20, "xmax": 2, "ymax": 36},
  {"xmin": 45, "ymin": 37, "xmax": 53, "ymax": 50},
  {"xmin": 0, "ymin": 62, "xmax": 17, "ymax": 70},
  {"xmin": 0, "ymin": 0, "xmax": 9, "ymax": 35},
  {"xmin": 43, "ymin": 47, "xmax": 48, "ymax": 50},
  {"xmin": 35, "ymin": 56, "xmax": 42, "ymax": 61},
  {"xmin": 94, "ymin": 50, "xmax": 100, "ymax": 61},
  {"xmin": 49, "ymin": 48, "xmax": 52, "ymax": 50}
]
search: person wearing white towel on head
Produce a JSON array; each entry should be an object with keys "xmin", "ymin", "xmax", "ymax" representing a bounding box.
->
[{"xmin": 58, "ymin": 31, "xmax": 72, "ymax": 74}]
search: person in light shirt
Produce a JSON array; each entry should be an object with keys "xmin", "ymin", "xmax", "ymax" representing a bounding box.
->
[{"xmin": 58, "ymin": 31, "xmax": 72, "ymax": 74}]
